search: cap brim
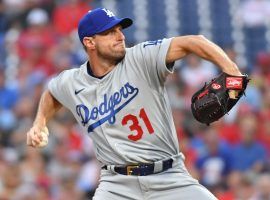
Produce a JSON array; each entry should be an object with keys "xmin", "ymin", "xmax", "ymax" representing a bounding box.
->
[
  {"xmin": 119, "ymin": 18, "xmax": 133, "ymax": 29},
  {"xmin": 96, "ymin": 18, "xmax": 133, "ymax": 34}
]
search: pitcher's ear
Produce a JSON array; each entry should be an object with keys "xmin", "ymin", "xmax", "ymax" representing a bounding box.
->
[{"xmin": 83, "ymin": 37, "xmax": 95, "ymax": 49}]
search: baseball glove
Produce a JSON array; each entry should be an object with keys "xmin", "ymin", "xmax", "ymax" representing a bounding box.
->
[{"xmin": 191, "ymin": 72, "xmax": 249, "ymax": 125}]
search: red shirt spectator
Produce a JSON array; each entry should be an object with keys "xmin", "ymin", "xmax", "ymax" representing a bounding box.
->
[
  {"xmin": 257, "ymin": 111, "xmax": 270, "ymax": 157},
  {"xmin": 52, "ymin": 0, "xmax": 91, "ymax": 35},
  {"xmin": 218, "ymin": 123, "xmax": 241, "ymax": 145},
  {"xmin": 217, "ymin": 191, "xmax": 234, "ymax": 200},
  {"xmin": 17, "ymin": 8, "xmax": 57, "ymax": 76}
]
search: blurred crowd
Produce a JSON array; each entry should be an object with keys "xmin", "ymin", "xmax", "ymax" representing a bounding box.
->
[{"xmin": 0, "ymin": 0, "xmax": 270, "ymax": 200}]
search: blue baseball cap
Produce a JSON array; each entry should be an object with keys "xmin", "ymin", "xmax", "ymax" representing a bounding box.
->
[{"xmin": 78, "ymin": 8, "xmax": 133, "ymax": 43}]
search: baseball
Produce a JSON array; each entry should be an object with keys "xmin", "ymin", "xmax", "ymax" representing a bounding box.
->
[{"xmin": 37, "ymin": 127, "xmax": 49, "ymax": 148}]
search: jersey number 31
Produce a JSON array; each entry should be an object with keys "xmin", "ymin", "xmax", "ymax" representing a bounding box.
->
[{"xmin": 122, "ymin": 108, "xmax": 154, "ymax": 141}]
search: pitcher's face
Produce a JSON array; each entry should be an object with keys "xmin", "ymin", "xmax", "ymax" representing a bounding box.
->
[{"xmin": 94, "ymin": 25, "xmax": 126, "ymax": 61}]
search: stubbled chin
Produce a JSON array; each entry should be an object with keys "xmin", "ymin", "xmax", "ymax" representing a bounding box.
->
[
  {"xmin": 116, "ymin": 51, "xmax": 126, "ymax": 62},
  {"xmin": 117, "ymin": 47, "xmax": 126, "ymax": 56}
]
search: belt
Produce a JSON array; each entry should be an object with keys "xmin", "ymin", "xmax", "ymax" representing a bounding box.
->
[{"xmin": 102, "ymin": 158, "xmax": 173, "ymax": 176}]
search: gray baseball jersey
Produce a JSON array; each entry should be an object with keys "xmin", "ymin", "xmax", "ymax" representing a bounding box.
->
[{"xmin": 48, "ymin": 38, "xmax": 179, "ymax": 165}]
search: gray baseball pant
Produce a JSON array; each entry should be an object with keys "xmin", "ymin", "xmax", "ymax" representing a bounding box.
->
[{"xmin": 93, "ymin": 154, "xmax": 217, "ymax": 200}]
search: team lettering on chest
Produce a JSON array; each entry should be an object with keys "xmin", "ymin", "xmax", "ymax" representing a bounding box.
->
[{"xmin": 76, "ymin": 82, "xmax": 139, "ymax": 132}]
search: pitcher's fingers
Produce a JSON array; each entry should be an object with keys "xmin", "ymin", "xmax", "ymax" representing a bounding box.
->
[
  {"xmin": 38, "ymin": 134, "xmax": 43, "ymax": 141},
  {"xmin": 31, "ymin": 139, "xmax": 40, "ymax": 147},
  {"xmin": 32, "ymin": 134, "xmax": 42, "ymax": 144},
  {"xmin": 228, "ymin": 90, "xmax": 238, "ymax": 99}
]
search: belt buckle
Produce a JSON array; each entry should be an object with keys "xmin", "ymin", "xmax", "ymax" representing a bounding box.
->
[{"xmin": 127, "ymin": 165, "xmax": 139, "ymax": 175}]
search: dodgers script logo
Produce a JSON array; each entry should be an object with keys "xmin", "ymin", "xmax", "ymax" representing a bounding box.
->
[{"xmin": 76, "ymin": 82, "xmax": 139, "ymax": 132}]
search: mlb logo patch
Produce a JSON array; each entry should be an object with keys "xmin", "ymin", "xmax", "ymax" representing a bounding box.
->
[{"xmin": 226, "ymin": 77, "xmax": 243, "ymax": 89}]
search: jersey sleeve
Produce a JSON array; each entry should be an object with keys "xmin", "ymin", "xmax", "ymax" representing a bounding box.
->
[
  {"xmin": 47, "ymin": 70, "xmax": 72, "ymax": 108},
  {"xmin": 128, "ymin": 38, "xmax": 174, "ymax": 90}
]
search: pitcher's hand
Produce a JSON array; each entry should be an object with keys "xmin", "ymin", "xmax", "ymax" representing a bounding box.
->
[{"xmin": 26, "ymin": 125, "xmax": 49, "ymax": 148}]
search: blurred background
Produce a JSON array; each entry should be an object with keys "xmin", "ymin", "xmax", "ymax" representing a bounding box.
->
[{"xmin": 0, "ymin": 0, "xmax": 270, "ymax": 199}]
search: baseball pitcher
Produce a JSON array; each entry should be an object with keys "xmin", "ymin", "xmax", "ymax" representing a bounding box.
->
[{"xmin": 27, "ymin": 8, "xmax": 244, "ymax": 200}]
